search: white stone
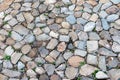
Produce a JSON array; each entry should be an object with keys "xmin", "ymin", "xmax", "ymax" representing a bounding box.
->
[
  {"xmin": 11, "ymin": 52, "xmax": 22, "ymax": 64},
  {"xmin": 84, "ymin": 22, "xmax": 95, "ymax": 32},
  {"xmin": 74, "ymin": 49, "xmax": 87, "ymax": 57},
  {"xmin": 11, "ymin": 31, "xmax": 23, "ymax": 41},
  {"xmin": 87, "ymin": 54, "xmax": 98, "ymax": 65},
  {"xmin": 35, "ymin": 67, "xmax": 45, "ymax": 74},
  {"xmin": 26, "ymin": 69, "xmax": 36, "ymax": 77},
  {"xmin": 4, "ymin": 15, "xmax": 12, "ymax": 21},
  {"xmin": 4, "ymin": 46, "xmax": 14, "ymax": 55},
  {"xmin": 96, "ymin": 71, "xmax": 109, "ymax": 79},
  {"xmin": 16, "ymin": 13, "xmax": 25, "ymax": 22},
  {"xmin": 0, "ymin": 12, "xmax": 4, "ymax": 18},
  {"xmin": 87, "ymin": 41, "xmax": 98, "ymax": 53},
  {"xmin": 49, "ymin": 31, "xmax": 59, "ymax": 38},
  {"xmin": 17, "ymin": 61, "xmax": 25, "ymax": 70},
  {"xmin": 59, "ymin": 35, "xmax": 70, "ymax": 42}
]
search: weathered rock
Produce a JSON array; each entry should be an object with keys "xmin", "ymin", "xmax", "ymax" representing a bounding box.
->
[
  {"xmin": 87, "ymin": 41, "xmax": 98, "ymax": 53},
  {"xmin": 96, "ymin": 71, "xmax": 109, "ymax": 79},
  {"xmin": 46, "ymin": 39, "xmax": 58, "ymax": 49},
  {"xmin": 57, "ymin": 42, "xmax": 66, "ymax": 52},
  {"xmin": 11, "ymin": 52, "xmax": 22, "ymax": 64},
  {"xmin": 66, "ymin": 15, "xmax": 76, "ymax": 24},
  {"xmin": 44, "ymin": 64, "xmax": 55, "ymax": 75},
  {"xmin": 108, "ymin": 69, "xmax": 120, "ymax": 80},
  {"xmin": 87, "ymin": 54, "xmax": 98, "ymax": 65},
  {"xmin": 112, "ymin": 42, "xmax": 120, "ymax": 52},
  {"xmin": 84, "ymin": 22, "xmax": 95, "ymax": 32}
]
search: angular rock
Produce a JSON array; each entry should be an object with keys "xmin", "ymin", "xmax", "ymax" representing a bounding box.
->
[
  {"xmin": 96, "ymin": 71, "xmax": 109, "ymax": 79},
  {"xmin": 4, "ymin": 46, "xmax": 14, "ymax": 55},
  {"xmin": 74, "ymin": 49, "xmax": 87, "ymax": 57},
  {"xmin": 57, "ymin": 42, "xmax": 66, "ymax": 52},
  {"xmin": 44, "ymin": 64, "xmax": 55, "ymax": 75},
  {"xmin": 108, "ymin": 69, "xmax": 120, "ymax": 80},
  {"xmin": 87, "ymin": 41, "xmax": 98, "ymax": 53},
  {"xmin": 98, "ymin": 56, "xmax": 106, "ymax": 71},
  {"xmin": 112, "ymin": 42, "xmax": 120, "ymax": 52},
  {"xmin": 107, "ymin": 14, "xmax": 119, "ymax": 22},
  {"xmin": 46, "ymin": 39, "xmax": 58, "ymax": 49},
  {"xmin": 87, "ymin": 54, "xmax": 98, "ymax": 65},
  {"xmin": 11, "ymin": 52, "xmax": 22, "ymax": 64},
  {"xmin": 84, "ymin": 22, "xmax": 95, "ymax": 32},
  {"xmin": 101, "ymin": 18, "xmax": 110, "ymax": 30},
  {"xmin": 59, "ymin": 35, "xmax": 70, "ymax": 42},
  {"xmin": 66, "ymin": 15, "xmax": 76, "ymax": 24}
]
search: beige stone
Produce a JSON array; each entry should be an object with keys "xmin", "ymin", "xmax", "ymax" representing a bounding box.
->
[
  {"xmin": 57, "ymin": 42, "xmax": 66, "ymax": 52},
  {"xmin": 21, "ymin": 45, "xmax": 31, "ymax": 54},
  {"xmin": 89, "ymin": 14, "xmax": 98, "ymax": 22}
]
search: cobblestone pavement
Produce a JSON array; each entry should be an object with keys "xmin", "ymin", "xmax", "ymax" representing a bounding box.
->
[{"xmin": 0, "ymin": 0, "xmax": 120, "ymax": 80}]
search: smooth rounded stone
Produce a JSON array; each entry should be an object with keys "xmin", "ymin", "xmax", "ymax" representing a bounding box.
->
[
  {"xmin": 93, "ymin": 3, "xmax": 102, "ymax": 12},
  {"xmin": 87, "ymin": 41, "xmax": 98, "ymax": 53},
  {"xmin": 3, "ymin": 61, "xmax": 13, "ymax": 69},
  {"xmin": 38, "ymin": 47, "xmax": 49, "ymax": 58},
  {"xmin": 66, "ymin": 15, "xmax": 76, "ymax": 24},
  {"xmin": 26, "ymin": 69, "xmax": 36, "ymax": 77},
  {"xmin": 99, "ymin": 31, "xmax": 111, "ymax": 40},
  {"xmin": 112, "ymin": 36, "xmax": 120, "ymax": 44},
  {"xmin": 98, "ymin": 48, "xmax": 117, "ymax": 56},
  {"xmin": 0, "ymin": 74, "xmax": 8, "ymax": 80},
  {"xmin": 6, "ymin": 38, "xmax": 15, "ymax": 45},
  {"xmin": 107, "ymin": 57, "xmax": 119, "ymax": 68},
  {"xmin": 108, "ymin": 69, "xmax": 120, "ymax": 80},
  {"xmin": 74, "ymin": 41, "xmax": 86, "ymax": 50},
  {"xmin": 39, "ymin": 4, "xmax": 47, "ymax": 13},
  {"xmin": 44, "ymin": 64, "xmax": 55, "ymax": 75},
  {"xmin": 110, "ymin": 0, "xmax": 120, "ymax": 4},
  {"xmin": 16, "ymin": 13, "xmax": 25, "ymax": 22},
  {"xmin": 4, "ymin": 15, "xmax": 12, "ymax": 21},
  {"xmin": 36, "ymin": 34, "xmax": 51, "ymax": 41},
  {"xmin": 21, "ymin": 45, "xmax": 31, "ymax": 54},
  {"xmin": 4, "ymin": 46, "xmax": 14, "ymax": 55},
  {"xmin": 74, "ymin": 49, "xmax": 87, "ymax": 57},
  {"xmin": 87, "ymin": 54, "xmax": 98, "ymax": 65},
  {"xmin": 50, "ymin": 74, "xmax": 61, "ymax": 80},
  {"xmin": 77, "ymin": 18, "xmax": 87, "ymax": 25},
  {"xmin": 101, "ymin": 2, "xmax": 112, "ymax": 10},
  {"xmin": 46, "ymin": 39, "xmax": 58, "ymax": 49},
  {"xmin": 33, "ymin": 28, "xmax": 42, "ymax": 35},
  {"xmin": 115, "ymin": 19, "xmax": 120, "ymax": 25},
  {"xmin": 96, "ymin": 71, "xmax": 109, "ymax": 79},
  {"xmin": 99, "ymin": 11, "xmax": 108, "ymax": 18},
  {"xmin": 74, "ymin": 11, "xmax": 82, "ymax": 17},
  {"xmin": 98, "ymin": 56, "xmax": 107, "ymax": 71},
  {"xmin": 23, "ymin": 13, "xmax": 34, "ymax": 23},
  {"xmin": 88, "ymin": 32, "xmax": 100, "ymax": 40},
  {"xmin": 68, "ymin": 56, "xmax": 85, "ymax": 67},
  {"xmin": 107, "ymin": 14, "xmax": 119, "ymax": 22},
  {"xmin": 26, "ymin": 61, "xmax": 37, "ymax": 69},
  {"xmin": 49, "ymin": 24, "xmax": 61, "ymax": 32},
  {"xmin": 59, "ymin": 29, "xmax": 69, "ymax": 35},
  {"xmin": 59, "ymin": 35, "xmax": 70, "ymax": 42},
  {"xmin": 69, "ymin": 31, "xmax": 78, "ymax": 41},
  {"xmin": 49, "ymin": 31, "xmax": 59, "ymax": 38},
  {"xmin": 11, "ymin": 31, "xmax": 23, "ymax": 41},
  {"xmin": 11, "ymin": 52, "xmax": 22, "ymax": 64},
  {"xmin": 112, "ymin": 42, "xmax": 120, "ymax": 52},
  {"xmin": 106, "ymin": 5, "xmax": 119, "ymax": 14},
  {"xmin": 45, "ymin": 55, "xmax": 55, "ymax": 63},
  {"xmin": 89, "ymin": 14, "xmax": 98, "ymax": 22},
  {"xmin": 101, "ymin": 18, "xmax": 110, "ymax": 30},
  {"xmin": 82, "ymin": 12, "xmax": 91, "ymax": 20},
  {"xmin": 84, "ymin": 22, "xmax": 95, "ymax": 32},
  {"xmin": 45, "ymin": 0, "xmax": 56, "ymax": 4},
  {"xmin": 65, "ymin": 66, "xmax": 78, "ymax": 79},
  {"xmin": 42, "ymin": 27, "xmax": 50, "ymax": 33},
  {"xmin": 13, "ymin": 25, "xmax": 29, "ymax": 35},
  {"xmin": 35, "ymin": 67, "xmax": 45, "ymax": 74},
  {"xmin": 49, "ymin": 50, "xmax": 60, "ymax": 59},
  {"xmin": 79, "ymin": 64, "xmax": 98, "ymax": 76},
  {"xmin": 78, "ymin": 31, "xmax": 88, "ymax": 41},
  {"xmin": 39, "ymin": 74, "xmax": 49, "ymax": 80},
  {"xmin": 63, "ymin": 51, "xmax": 73, "ymax": 60},
  {"xmin": 17, "ymin": 61, "xmax": 25, "ymax": 70},
  {"xmin": 57, "ymin": 42, "xmax": 67, "ymax": 52},
  {"xmin": 61, "ymin": 22, "xmax": 70, "ymax": 29},
  {"xmin": 24, "ymin": 34, "xmax": 35, "ymax": 43},
  {"xmin": 2, "ymin": 69, "xmax": 21, "ymax": 77}
]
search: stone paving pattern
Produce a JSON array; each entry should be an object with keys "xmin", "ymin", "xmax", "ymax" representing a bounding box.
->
[{"xmin": 0, "ymin": 0, "xmax": 120, "ymax": 80}]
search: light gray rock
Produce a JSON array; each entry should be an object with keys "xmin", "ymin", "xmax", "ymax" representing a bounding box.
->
[
  {"xmin": 17, "ymin": 62, "xmax": 25, "ymax": 70},
  {"xmin": 101, "ymin": 2, "xmax": 112, "ymax": 10},
  {"xmin": 8, "ymin": 18, "xmax": 18, "ymax": 26},
  {"xmin": 84, "ymin": 22, "xmax": 95, "ymax": 32},
  {"xmin": 24, "ymin": 34, "xmax": 35, "ymax": 43},
  {"xmin": 36, "ymin": 34, "xmax": 51, "ymax": 41},
  {"xmin": 87, "ymin": 54, "xmax": 98, "ymax": 65},
  {"xmin": 4, "ymin": 46, "xmax": 14, "ymax": 55},
  {"xmin": 93, "ymin": 3, "xmax": 102, "ymax": 12},
  {"xmin": 59, "ymin": 35, "xmax": 70, "ymax": 42},
  {"xmin": 3, "ymin": 61, "xmax": 13, "ymax": 69},
  {"xmin": 35, "ymin": 67, "xmax": 45, "ymax": 74},
  {"xmin": 112, "ymin": 42, "xmax": 120, "ymax": 52},
  {"xmin": 63, "ymin": 51, "xmax": 73, "ymax": 60},
  {"xmin": 101, "ymin": 19, "xmax": 110, "ymax": 30},
  {"xmin": 65, "ymin": 67, "xmax": 78, "ymax": 79},
  {"xmin": 66, "ymin": 15, "xmax": 76, "ymax": 24},
  {"xmin": 11, "ymin": 31, "xmax": 23, "ymax": 41},
  {"xmin": 88, "ymin": 32, "xmax": 100, "ymax": 40},
  {"xmin": 49, "ymin": 31, "xmax": 59, "ymax": 38},
  {"xmin": 46, "ymin": 39, "xmax": 58, "ymax": 49},
  {"xmin": 99, "ymin": 11, "xmax": 108, "ymax": 18},
  {"xmin": 107, "ymin": 14, "xmax": 119, "ymax": 22},
  {"xmin": 78, "ymin": 31, "xmax": 88, "ymax": 41},
  {"xmin": 38, "ymin": 47, "xmax": 49, "ymax": 58},
  {"xmin": 74, "ymin": 41, "xmax": 86, "ymax": 50},
  {"xmin": 16, "ymin": 13, "xmax": 25, "ymax": 22},
  {"xmin": 11, "ymin": 52, "xmax": 22, "ymax": 64},
  {"xmin": 112, "ymin": 36, "xmax": 120, "ymax": 45},
  {"xmin": 108, "ymin": 69, "xmax": 120, "ymax": 80},
  {"xmin": 74, "ymin": 49, "xmax": 87, "ymax": 57},
  {"xmin": 44, "ymin": 64, "xmax": 55, "ymax": 75},
  {"xmin": 98, "ymin": 56, "xmax": 106, "ymax": 71},
  {"xmin": 26, "ymin": 69, "xmax": 36, "ymax": 77},
  {"xmin": 96, "ymin": 71, "xmax": 109, "ymax": 79},
  {"xmin": 87, "ymin": 41, "xmax": 98, "ymax": 53},
  {"xmin": 110, "ymin": 0, "xmax": 120, "ymax": 4}
]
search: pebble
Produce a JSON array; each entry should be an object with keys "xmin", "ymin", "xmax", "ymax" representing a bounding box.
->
[
  {"xmin": 66, "ymin": 15, "xmax": 76, "ymax": 24},
  {"xmin": 98, "ymin": 56, "xmax": 106, "ymax": 71},
  {"xmin": 63, "ymin": 51, "xmax": 73, "ymax": 60},
  {"xmin": 11, "ymin": 52, "xmax": 22, "ymax": 64},
  {"xmin": 78, "ymin": 31, "xmax": 88, "ymax": 41},
  {"xmin": 61, "ymin": 22, "xmax": 70, "ymax": 29},
  {"xmin": 107, "ymin": 14, "xmax": 119, "ymax": 22},
  {"xmin": 21, "ymin": 45, "xmax": 31, "ymax": 54},
  {"xmin": 87, "ymin": 54, "xmax": 98, "ymax": 65},
  {"xmin": 36, "ymin": 34, "xmax": 51, "ymax": 41},
  {"xmin": 57, "ymin": 42, "xmax": 66, "ymax": 52},
  {"xmin": 84, "ymin": 22, "xmax": 95, "ymax": 32},
  {"xmin": 17, "ymin": 61, "xmax": 25, "ymax": 70},
  {"xmin": 79, "ymin": 64, "xmax": 98, "ymax": 76},
  {"xmin": 46, "ymin": 39, "xmax": 58, "ymax": 49},
  {"xmin": 74, "ymin": 49, "xmax": 87, "ymax": 57},
  {"xmin": 11, "ymin": 31, "xmax": 23, "ymax": 41},
  {"xmin": 101, "ymin": 18, "xmax": 110, "ymax": 30},
  {"xmin": 59, "ymin": 35, "xmax": 70, "ymax": 42},
  {"xmin": 26, "ymin": 69, "xmax": 36, "ymax": 77},
  {"xmin": 88, "ymin": 32, "xmax": 100, "ymax": 40},
  {"xmin": 35, "ymin": 67, "xmax": 45, "ymax": 74},
  {"xmin": 68, "ymin": 56, "xmax": 85, "ymax": 67},
  {"xmin": 16, "ymin": 13, "xmax": 25, "ymax": 22},
  {"xmin": 96, "ymin": 71, "xmax": 109, "ymax": 79},
  {"xmin": 4, "ymin": 46, "xmax": 14, "ymax": 55},
  {"xmin": 112, "ymin": 42, "xmax": 120, "ymax": 52},
  {"xmin": 49, "ymin": 31, "xmax": 59, "ymax": 38},
  {"xmin": 44, "ymin": 64, "xmax": 55, "ymax": 75},
  {"xmin": 69, "ymin": 31, "xmax": 78, "ymax": 41},
  {"xmin": 24, "ymin": 34, "xmax": 35, "ymax": 43},
  {"xmin": 110, "ymin": 0, "xmax": 120, "ymax": 4},
  {"xmin": 23, "ymin": 13, "xmax": 34, "ymax": 23},
  {"xmin": 108, "ymin": 69, "xmax": 120, "ymax": 80},
  {"xmin": 106, "ymin": 5, "xmax": 119, "ymax": 14},
  {"xmin": 87, "ymin": 41, "xmax": 98, "ymax": 53},
  {"xmin": 8, "ymin": 18, "xmax": 18, "ymax": 26},
  {"xmin": 65, "ymin": 66, "xmax": 78, "ymax": 79},
  {"xmin": 3, "ymin": 61, "xmax": 13, "ymax": 69},
  {"xmin": 89, "ymin": 14, "xmax": 98, "ymax": 22}
]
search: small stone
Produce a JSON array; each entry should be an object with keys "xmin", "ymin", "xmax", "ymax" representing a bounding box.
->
[
  {"xmin": 89, "ymin": 14, "xmax": 98, "ymax": 22},
  {"xmin": 112, "ymin": 36, "xmax": 120, "ymax": 44},
  {"xmin": 61, "ymin": 22, "xmax": 70, "ymax": 29},
  {"xmin": 108, "ymin": 69, "xmax": 120, "ymax": 80},
  {"xmin": 66, "ymin": 15, "xmax": 76, "ymax": 24},
  {"xmin": 39, "ymin": 4, "xmax": 47, "ymax": 13},
  {"xmin": 87, "ymin": 54, "xmax": 98, "ymax": 65},
  {"xmin": 16, "ymin": 13, "xmax": 25, "ymax": 22},
  {"xmin": 11, "ymin": 31, "xmax": 23, "ymax": 41},
  {"xmin": 68, "ymin": 56, "xmax": 85, "ymax": 67},
  {"xmin": 3, "ymin": 61, "xmax": 13, "ymax": 69},
  {"xmin": 112, "ymin": 42, "xmax": 120, "ymax": 52},
  {"xmin": 45, "ymin": 56, "xmax": 55, "ymax": 63},
  {"xmin": 49, "ymin": 31, "xmax": 59, "ymax": 38},
  {"xmin": 106, "ymin": 5, "xmax": 119, "ymax": 14},
  {"xmin": 50, "ymin": 74, "xmax": 61, "ymax": 80},
  {"xmin": 106, "ymin": 14, "xmax": 119, "ymax": 22},
  {"xmin": 59, "ymin": 29, "xmax": 69, "ymax": 35},
  {"xmin": 74, "ymin": 49, "xmax": 87, "ymax": 57},
  {"xmin": 69, "ymin": 31, "xmax": 78, "ymax": 41},
  {"xmin": 33, "ymin": 28, "xmax": 42, "ymax": 35},
  {"xmin": 26, "ymin": 69, "xmax": 36, "ymax": 77},
  {"xmin": 35, "ymin": 67, "xmax": 45, "ymax": 74},
  {"xmin": 101, "ymin": 2, "xmax": 112, "ymax": 10},
  {"xmin": 44, "ymin": 64, "xmax": 55, "ymax": 75},
  {"xmin": 24, "ymin": 34, "xmax": 35, "ymax": 43},
  {"xmin": 4, "ymin": 46, "xmax": 14, "ymax": 55},
  {"xmin": 101, "ymin": 19, "xmax": 110, "ymax": 30},
  {"xmin": 39, "ymin": 74, "xmax": 49, "ymax": 80},
  {"xmin": 79, "ymin": 64, "xmax": 98, "ymax": 76},
  {"xmin": 88, "ymin": 32, "xmax": 100, "ymax": 40},
  {"xmin": 49, "ymin": 24, "xmax": 61, "ymax": 32},
  {"xmin": 93, "ymin": 3, "xmax": 102, "ymax": 12},
  {"xmin": 17, "ymin": 61, "xmax": 25, "ymax": 70},
  {"xmin": 0, "ymin": 74, "xmax": 8, "ymax": 80},
  {"xmin": 38, "ymin": 47, "xmax": 49, "ymax": 58},
  {"xmin": 87, "ymin": 41, "xmax": 98, "ymax": 53},
  {"xmin": 59, "ymin": 35, "xmax": 70, "ymax": 42},
  {"xmin": 63, "ymin": 51, "xmax": 73, "ymax": 60},
  {"xmin": 36, "ymin": 34, "xmax": 51, "ymax": 41},
  {"xmin": 21, "ymin": 45, "xmax": 31, "ymax": 54},
  {"xmin": 23, "ymin": 13, "xmax": 34, "ymax": 23},
  {"xmin": 99, "ymin": 11, "xmax": 108, "ymax": 18},
  {"xmin": 84, "ymin": 22, "xmax": 95, "ymax": 32},
  {"xmin": 46, "ymin": 39, "xmax": 58, "ymax": 49},
  {"xmin": 78, "ymin": 31, "xmax": 88, "ymax": 41},
  {"xmin": 49, "ymin": 50, "xmax": 60, "ymax": 59},
  {"xmin": 4, "ymin": 15, "xmax": 12, "ymax": 21},
  {"xmin": 57, "ymin": 42, "xmax": 67, "ymax": 52},
  {"xmin": 115, "ymin": 19, "xmax": 120, "ymax": 25},
  {"xmin": 11, "ymin": 52, "xmax": 22, "ymax": 64},
  {"xmin": 82, "ymin": 12, "xmax": 91, "ymax": 20},
  {"xmin": 110, "ymin": 0, "xmax": 120, "ymax": 4},
  {"xmin": 74, "ymin": 41, "xmax": 86, "ymax": 50},
  {"xmin": 99, "ymin": 31, "xmax": 111, "ymax": 40},
  {"xmin": 8, "ymin": 18, "xmax": 18, "ymax": 26},
  {"xmin": 65, "ymin": 66, "xmax": 78, "ymax": 79},
  {"xmin": 2, "ymin": 69, "xmax": 21, "ymax": 77},
  {"xmin": 96, "ymin": 71, "xmax": 109, "ymax": 79}
]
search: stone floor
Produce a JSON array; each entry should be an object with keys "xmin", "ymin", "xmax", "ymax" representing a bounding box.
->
[{"xmin": 0, "ymin": 0, "xmax": 120, "ymax": 80}]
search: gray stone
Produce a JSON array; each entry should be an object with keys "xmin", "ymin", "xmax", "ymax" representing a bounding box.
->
[
  {"xmin": 36, "ymin": 34, "xmax": 51, "ymax": 41},
  {"xmin": 69, "ymin": 31, "xmax": 78, "ymax": 41},
  {"xmin": 49, "ymin": 24, "xmax": 61, "ymax": 32},
  {"xmin": 11, "ymin": 31, "xmax": 23, "ymax": 41},
  {"xmin": 4, "ymin": 46, "xmax": 14, "ymax": 55},
  {"xmin": 66, "ymin": 15, "xmax": 76, "ymax": 24},
  {"xmin": 46, "ymin": 39, "xmax": 58, "ymax": 49},
  {"xmin": 16, "ymin": 13, "xmax": 25, "ymax": 22},
  {"xmin": 39, "ymin": 4, "xmax": 47, "ymax": 13},
  {"xmin": 99, "ymin": 31, "xmax": 111, "ymax": 40},
  {"xmin": 3, "ymin": 61, "xmax": 13, "ymax": 69},
  {"xmin": 112, "ymin": 42, "xmax": 120, "ymax": 52},
  {"xmin": 98, "ymin": 56, "xmax": 106, "ymax": 71},
  {"xmin": 101, "ymin": 2, "xmax": 112, "ymax": 10},
  {"xmin": 101, "ymin": 19, "xmax": 110, "ymax": 30},
  {"xmin": 38, "ymin": 47, "xmax": 49, "ymax": 58},
  {"xmin": 87, "ymin": 54, "xmax": 98, "ymax": 65},
  {"xmin": 74, "ymin": 49, "xmax": 87, "ymax": 57},
  {"xmin": 88, "ymin": 32, "xmax": 100, "ymax": 40},
  {"xmin": 96, "ymin": 71, "xmax": 109, "ymax": 79},
  {"xmin": 8, "ymin": 18, "xmax": 18, "ymax": 26},
  {"xmin": 112, "ymin": 36, "xmax": 120, "ymax": 44},
  {"xmin": 99, "ymin": 11, "xmax": 108, "ymax": 18},
  {"xmin": 24, "ymin": 34, "xmax": 35, "ymax": 43},
  {"xmin": 56, "ymin": 54, "xmax": 65, "ymax": 66},
  {"xmin": 107, "ymin": 14, "xmax": 119, "ymax": 22},
  {"xmin": 74, "ymin": 41, "xmax": 86, "ymax": 50},
  {"xmin": 108, "ymin": 69, "xmax": 120, "ymax": 80},
  {"xmin": 87, "ymin": 41, "xmax": 98, "ymax": 53},
  {"xmin": 84, "ymin": 22, "xmax": 95, "ymax": 32},
  {"xmin": 107, "ymin": 57, "xmax": 119, "ymax": 68},
  {"xmin": 93, "ymin": 3, "xmax": 102, "ymax": 12},
  {"xmin": 110, "ymin": 0, "xmax": 120, "ymax": 4},
  {"xmin": 17, "ymin": 62, "xmax": 25, "ymax": 70},
  {"xmin": 78, "ymin": 31, "xmax": 88, "ymax": 41},
  {"xmin": 65, "ymin": 67, "xmax": 78, "ymax": 79},
  {"xmin": 63, "ymin": 51, "xmax": 73, "ymax": 60},
  {"xmin": 2, "ymin": 69, "xmax": 21, "ymax": 77},
  {"xmin": 77, "ymin": 18, "xmax": 87, "ymax": 25},
  {"xmin": 59, "ymin": 35, "xmax": 70, "ymax": 42},
  {"xmin": 44, "ymin": 64, "xmax": 55, "ymax": 75}
]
